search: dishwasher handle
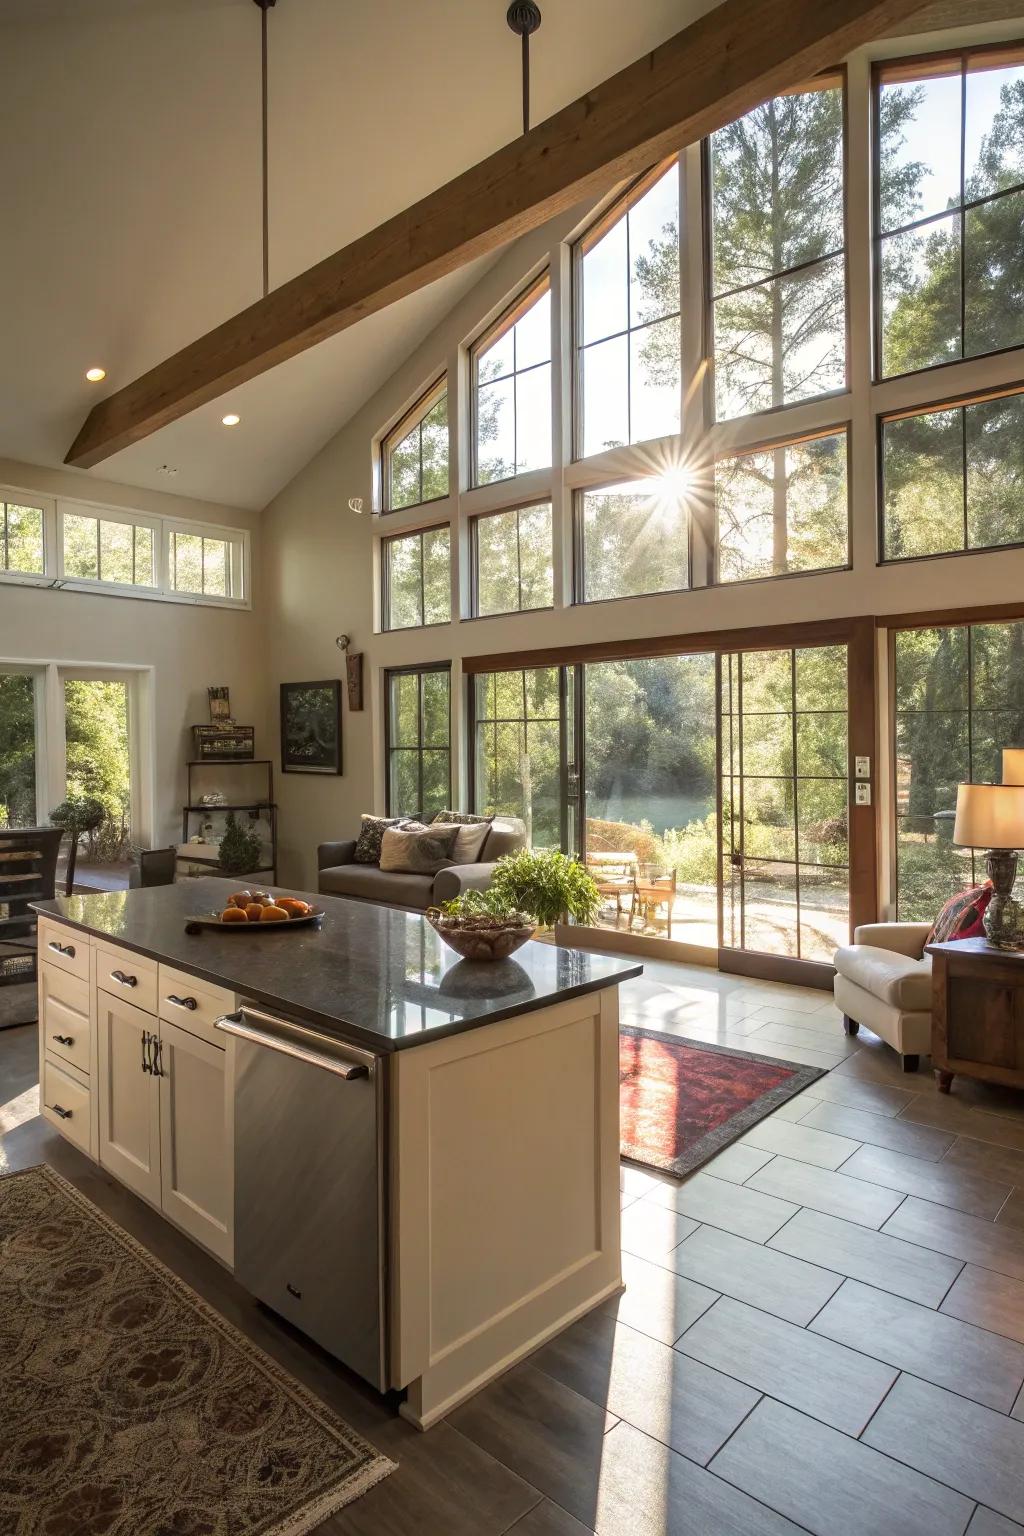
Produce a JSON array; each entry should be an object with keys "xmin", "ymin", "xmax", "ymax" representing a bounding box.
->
[{"xmin": 214, "ymin": 1008, "xmax": 372, "ymax": 1080}]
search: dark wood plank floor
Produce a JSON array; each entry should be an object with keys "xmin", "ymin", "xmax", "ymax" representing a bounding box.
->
[{"xmin": 5, "ymin": 959, "xmax": 1024, "ymax": 1535}]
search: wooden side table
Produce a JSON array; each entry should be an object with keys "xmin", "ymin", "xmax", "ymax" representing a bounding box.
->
[{"xmin": 926, "ymin": 937, "xmax": 1024, "ymax": 1094}]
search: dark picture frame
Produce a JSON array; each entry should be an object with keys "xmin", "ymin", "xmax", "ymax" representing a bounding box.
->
[{"xmin": 280, "ymin": 680, "xmax": 343, "ymax": 775}]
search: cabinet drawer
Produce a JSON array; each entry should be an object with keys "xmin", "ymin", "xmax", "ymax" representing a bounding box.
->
[
  {"xmin": 41, "ymin": 1057, "xmax": 92, "ymax": 1156},
  {"xmin": 158, "ymin": 965, "xmax": 233, "ymax": 1050},
  {"xmin": 40, "ymin": 965, "xmax": 91, "ymax": 1075},
  {"xmin": 38, "ymin": 918, "xmax": 90, "ymax": 982},
  {"xmin": 95, "ymin": 940, "xmax": 158, "ymax": 1014}
]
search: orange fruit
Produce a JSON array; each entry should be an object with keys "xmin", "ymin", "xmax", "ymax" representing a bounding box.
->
[
  {"xmin": 259, "ymin": 905, "xmax": 289, "ymax": 922},
  {"xmin": 221, "ymin": 907, "xmax": 248, "ymax": 923}
]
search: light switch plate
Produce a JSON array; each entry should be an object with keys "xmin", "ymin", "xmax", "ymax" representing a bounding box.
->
[
  {"xmin": 855, "ymin": 782, "xmax": 871, "ymax": 806},
  {"xmin": 855, "ymin": 756, "xmax": 871, "ymax": 779}
]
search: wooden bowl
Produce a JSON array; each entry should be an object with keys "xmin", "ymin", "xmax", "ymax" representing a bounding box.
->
[{"xmin": 426, "ymin": 912, "xmax": 535, "ymax": 962}]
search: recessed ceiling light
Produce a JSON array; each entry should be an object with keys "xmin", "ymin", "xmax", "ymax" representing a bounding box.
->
[
  {"xmin": 85, "ymin": 367, "xmax": 106, "ymax": 383},
  {"xmin": 221, "ymin": 413, "xmax": 241, "ymax": 427}
]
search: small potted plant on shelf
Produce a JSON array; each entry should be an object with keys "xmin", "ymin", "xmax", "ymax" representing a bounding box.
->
[{"xmin": 216, "ymin": 811, "xmax": 263, "ymax": 876}]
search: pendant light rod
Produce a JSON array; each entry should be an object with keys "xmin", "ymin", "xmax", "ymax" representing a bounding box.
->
[
  {"xmin": 507, "ymin": 3, "xmax": 541, "ymax": 135},
  {"xmin": 254, "ymin": 0, "xmax": 277, "ymax": 298}
]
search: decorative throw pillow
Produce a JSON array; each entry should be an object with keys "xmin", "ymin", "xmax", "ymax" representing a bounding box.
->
[
  {"xmin": 379, "ymin": 823, "xmax": 460, "ymax": 875},
  {"xmin": 430, "ymin": 819, "xmax": 491, "ymax": 863},
  {"xmin": 354, "ymin": 814, "xmax": 412, "ymax": 865},
  {"xmin": 927, "ymin": 882, "xmax": 993, "ymax": 945}
]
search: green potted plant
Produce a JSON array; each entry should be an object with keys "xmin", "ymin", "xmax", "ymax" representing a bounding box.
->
[
  {"xmin": 488, "ymin": 848, "xmax": 600, "ymax": 930},
  {"xmin": 50, "ymin": 795, "xmax": 107, "ymax": 895},
  {"xmin": 216, "ymin": 812, "xmax": 263, "ymax": 876},
  {"xmin": 428, "ymin": 888, "xmax": 536, "ymax": 961}
]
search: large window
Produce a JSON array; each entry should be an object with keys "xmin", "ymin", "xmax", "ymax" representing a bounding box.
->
[
  {"xmin": 63, "ymin": 509, "xmax": 155, "ymax": 588},
  {"xmin": 893, "ymin": 620, "xmax": 1024, "ymax": 918},
  {"xmin": 1, "ymin": 500, "xmax": 44, "ymax": 576},
  {"xmin": 472, "ymin": 276, "xmax": 551, "ymax": 485},
  {"xmin": 382, "ymin": 379, "xmax": 449, "ymax": 511},
  {"xmin": 709, "ymin": 77, "xmax": 846, "ymax": 421},
  {"xmin": 0, "ymin": 487, "xmax": 249, "ymax": 606},
  {"xmin": 0, "ymin": 672, "xmax": 37, "ymax": 827},
  {"xmin": 881, "ymin": 386, "xmax": 1024, "ymax": 560},
  {"xmin": 876, "ymin": 44, "xmax": 1024, "ymax": 378},
  {"xmin": 576, "ymin": 475, "xmax": 689, "ymax": 602},
  {"xmin": 472, "ymin": 668, "xmax": 564, "ymax": 848},
  {"xmin": 472, "ymin": 502, "xmax": 553, "ymax": 617},
  {"xmin": 168, "ymin": 527, "xmax": 244, "ymax": 599},
  {"xmin": 716, "ymin": 429, "xmax": 849, "ymax": 583},
  {"xmin": 382, "ymin": 526, "xmax": 451, "ymax": 630},
  {"xmin": 575, "ymin": 163, "xmax": 681, "ymax": 458},
  {"xmin": 386, "ymin": 665, "xmax": 451, "ymax": 821}
]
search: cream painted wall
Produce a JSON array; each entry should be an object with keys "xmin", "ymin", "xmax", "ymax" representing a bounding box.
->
[
  {"xmin": 0, "ymin": 458, "xmax": 266, "ymax": 847},
  {"xmin": 261, "ymin": 15, "xmax": 1024, "ymax": 893}
]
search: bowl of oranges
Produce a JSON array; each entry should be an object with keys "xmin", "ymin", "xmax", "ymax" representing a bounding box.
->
[{"xmin": 187, "ymin": 889, "xmax": 324, "ymax": 932}]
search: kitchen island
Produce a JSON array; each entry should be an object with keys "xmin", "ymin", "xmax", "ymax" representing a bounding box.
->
[{"xmin": 33, "ymin": 878, "xmax": 640, "ymax": 1428}]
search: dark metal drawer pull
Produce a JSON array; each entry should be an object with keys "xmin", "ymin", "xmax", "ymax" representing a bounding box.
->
[
  {"xmin": 154, "ymin": 1038, "xmax": 165, "ymax": 1079},
  {"xmin": 285, "ymin": 1283, "xmax": 302, "ymax": 1300},
  {"xmin": 167, "ymin": 994, "xmax": 198, "ymax": 1011},
  {"xmin": 48, "ymin": 940, "xmax": 76, "ymax": 958},
  {"xmin": 51, "ymin": 1104, "xmax": 72, "ymax": 1120},
  {"xmin": 111, "ymin": 969, "xmax": 138, "ymax": 988},
  {"xmin": 52, "ymin": 1033, "xmax": 75, "ymax": 1047},
  {"xmin": 142, "ymin": 1029, "xmax": 152, "ymax": 1074}
]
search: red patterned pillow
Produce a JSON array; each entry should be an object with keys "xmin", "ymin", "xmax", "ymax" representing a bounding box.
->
[{"xmin": 927, "ymin": 882, "xmax": 992, "ymax": 945}]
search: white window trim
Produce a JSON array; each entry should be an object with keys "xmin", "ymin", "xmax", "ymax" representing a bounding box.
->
[{"xmin": 0, "ymin": 485, "xmax": 251, "ymax": 609}]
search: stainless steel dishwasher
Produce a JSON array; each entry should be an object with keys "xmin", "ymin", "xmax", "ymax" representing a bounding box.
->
[{"xmin": 216, "ymin": 1002, "xmax": 387, "ymax": 1390}]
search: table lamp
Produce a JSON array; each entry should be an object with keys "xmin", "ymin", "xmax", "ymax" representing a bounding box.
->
[
  {"xmin": 953, "ymin": 782, "xmax": 1024, "ymax": 948},
  {"xmin": 1003, "ymin": 749, "xmax": 1024, "ymax": 786}
]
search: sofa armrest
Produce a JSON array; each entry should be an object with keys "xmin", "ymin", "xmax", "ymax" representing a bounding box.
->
[
  {"xmin": 432, "ymin": 862, "xmax": 499, "ymax": 904},
  {"xmin": 317, "ymin": 839, "xmax": 356, "ymax": 871},
  {"xmin": 852, "ymin": 921, "xmax": 931, "ymax": 959}
]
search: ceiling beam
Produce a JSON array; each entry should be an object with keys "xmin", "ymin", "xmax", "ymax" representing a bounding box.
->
[
  {"xmin": 886, "ymin": 0, "xmax": 1024, "ymax": 31},
  {"xmin": 67, "ymin": 0, "xmax": 932, "ymax": 469}
]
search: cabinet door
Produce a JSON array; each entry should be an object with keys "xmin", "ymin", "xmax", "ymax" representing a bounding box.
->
[
  {"xmin": 97, "ymin": 992, "xmax": 161, "ymax": 1206},
  {"xmin": 158, "ymin": 1021, "xmax": 233, "ymax": 1265}
]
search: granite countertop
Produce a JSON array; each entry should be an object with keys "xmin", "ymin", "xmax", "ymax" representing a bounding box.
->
[{"xmin": 34, "ymin": 878, "xmax": 642, "ymax": 1053}]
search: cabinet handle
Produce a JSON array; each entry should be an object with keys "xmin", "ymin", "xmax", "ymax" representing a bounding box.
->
[
  {"xmin": 142, "ymin": 1029, "xmax": 152, "ymax": 1074},
  {"xmin": 48, "ymin": 940, "xmax": 76, "ymax": 958},
  {"xmin": 52, "ymin": 1033, "xmax": 74, "ymax": 1047},
  {"xmin": 154, "ymin": 1038, "xmax": 165, "ymax": 1078},
  {"xmin": 111, "ymin": 969, "xmax": 138, "ymax": 988},
  {"xmin": 166, "ymin": 994, "xmax": 197, "ymax": 1011},
  {"xmin": 51, "ymin": 1104, "xmax": 72, "ymax": 1120}
]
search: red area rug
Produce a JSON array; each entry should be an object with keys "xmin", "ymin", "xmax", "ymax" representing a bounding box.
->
[{"xmin": 619, "ymin": 1025, "xmax": 826, "ymax": 1178}]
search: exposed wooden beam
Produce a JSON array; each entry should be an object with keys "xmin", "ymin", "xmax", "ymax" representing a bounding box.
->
[
  {"xmin": 67, "ymin": 0, "xmax": 931, "ymax": 469},
  {"xmin": 886, "ymin": 0, "xmax": 1024, "ymax": 32}
]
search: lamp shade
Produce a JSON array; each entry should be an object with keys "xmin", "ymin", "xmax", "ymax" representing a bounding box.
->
[
  {"xmin": 1003, "ymin": 749, "xmax": 1024, "ymax": 786},
  {"xmin": 953, "ymin": 783, "xmax": 1024, "ymax": 850}
]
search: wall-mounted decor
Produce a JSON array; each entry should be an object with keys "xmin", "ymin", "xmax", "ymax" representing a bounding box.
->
[
  {"xmin": 280, "ymin": 680, "xmax": 343, "ymax": 775},
  {"xmin": 346, "ymin": 651, "xmax": 364, "ymax": 711}
]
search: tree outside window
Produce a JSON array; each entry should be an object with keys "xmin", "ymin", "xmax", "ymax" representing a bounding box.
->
[{"xmin": 709, "ymin": 79, "xmax": 846, "ymax": 421}]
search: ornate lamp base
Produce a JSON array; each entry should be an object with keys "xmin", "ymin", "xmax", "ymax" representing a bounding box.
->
[{"xmin": 983, "ymin": 848, "xmax": 1024, "ymax": 949}]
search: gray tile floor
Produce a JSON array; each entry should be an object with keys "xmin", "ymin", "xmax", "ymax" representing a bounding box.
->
[{"xmin": 5, "ymin": 958, "xmax": 1024, "ymax": 1534}]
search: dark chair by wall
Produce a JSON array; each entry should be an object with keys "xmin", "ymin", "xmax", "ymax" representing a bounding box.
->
[
  {"xmin": 0, "ymin": 826, "xmax": 64, "ymax": 1029},
  {"xmin": 130, "ymin": 846, "xmax": 178, "ymax": 888}
]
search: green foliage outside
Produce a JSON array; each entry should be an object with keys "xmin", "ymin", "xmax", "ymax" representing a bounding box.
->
[
  {"xmin": 0, "ymin": 673, "xmax": 37, "ymax": 827},
  {"xmin": 63, "ymin": 680, "xmax": 131, "ymax": 860}
]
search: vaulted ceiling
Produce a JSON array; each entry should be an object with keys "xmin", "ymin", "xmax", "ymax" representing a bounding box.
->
[{"xmin": 0, "ymin": 0, "xmax": 707, "ymax": 509}]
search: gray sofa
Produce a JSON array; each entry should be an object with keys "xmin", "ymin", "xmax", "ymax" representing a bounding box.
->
[{"xmin": 317, "ymin": 817, "xmax": 528, "ymax": 911}]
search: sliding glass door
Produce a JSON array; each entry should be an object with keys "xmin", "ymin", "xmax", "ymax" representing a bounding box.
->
[
  {"xmin": 470, "ymin": 667, "xmax": 571, "ymax": 850},
  {"xmin": 0, "ymin": 670, "xmax": 38, "ymax": 828},
  {"xmin": 581, "ymin": 656, "xmax": 717, "ymax": 946},
  {"xmin": 720, "ymin": 644, "xmax": 850, "ymax": 964}
]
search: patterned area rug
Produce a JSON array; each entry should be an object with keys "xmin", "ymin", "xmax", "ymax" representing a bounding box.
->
[
  {"xmin": 620, "ymin": 1025, "xmax": 825, "ymax": 1178},
  {"xmin": 0, "ymin": 1165, "xmax": 394, "ymax": 1535}
]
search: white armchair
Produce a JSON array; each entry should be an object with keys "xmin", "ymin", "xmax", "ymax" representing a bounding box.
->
[{"xmin": 833, "ymin": 922, "xmax": 932, "ymax": 1073}]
